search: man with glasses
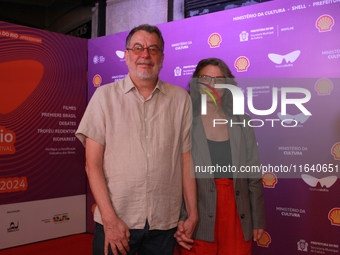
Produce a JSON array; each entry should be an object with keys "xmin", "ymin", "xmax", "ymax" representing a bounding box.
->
[{"xmin": 76, "ymin": 24, "xmax": 198, "ymax": 255}]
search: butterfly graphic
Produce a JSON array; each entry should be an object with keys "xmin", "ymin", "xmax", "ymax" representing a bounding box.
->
[
  {"xmin": 277, "ymin": 112, "xmax": 310, "ymax": 124},
  {"xmin": 268, "ymin": 50, "xmax": 301, "ymax": 64},
  {"xmin": 116, "ymin": 50, "xmax": 125, "ymax": 59},
  {"xmin": 301, "ymin": 174, "xmax": 337, "ymax": 188}
]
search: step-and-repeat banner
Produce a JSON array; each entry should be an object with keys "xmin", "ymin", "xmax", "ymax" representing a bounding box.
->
[
  {"xmin": 0, "ymin": 22, "xmax": 88, "ymax": 249},
  {"xmin": 88, "ymin": 0, "xmax": 340, "ymax": 254}
]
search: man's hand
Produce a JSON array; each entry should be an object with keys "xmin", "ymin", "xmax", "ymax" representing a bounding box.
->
[
  {"xmin": 103, "ymin": 217, "xmax": 130, "ymax": 255},
  {"xmin": 174, "ymin": 218, "xmax": 198, "ymax": 250},
  {"xmin": 253, "ymin": 228, "xmax": 264, "ymax": 242}
]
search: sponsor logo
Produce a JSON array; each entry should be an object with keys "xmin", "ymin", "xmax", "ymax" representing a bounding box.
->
[
  {"xmin": 262, "ymin": 172, "xmax": 277, "ymax": 188},
  {"xmin": 328, "ymin": 208, "xmax": 340, "ymax": 226},
  {"xmin": 257, "ymin": 231, "xmax": 271, "ymax": 247},
  {"xmin": 315, "ymin": 78, "xmax": 333, "ymax": 95},
  {"xmin": 331, "ymin": 142, "xmax": 340, "ymax": 160},
  {"xmin": 301, "ymin": 174, "xmax": 337, "ymax": 188},
  {"xmin": 93, "ymin": 55, "xmax": 105, "ymax": 64},
  {"xmin": 234, "ymin": 56, "xmax": 250, "ymax": 72},
  {"xmin": 316, "ymin": 15, "xmax": 334, "ymax": 32},
  {"xmin": 239, "ymin": 31, "xmax": 249, "ymax": 42},
  {"xmin": 115, "ymin": 50, "xmax": 125, "ymax": 59},
  {"xmin": 297, "ymin": 239, "xmax": 308, "ymax": 252},
  {"xmin": 93, "ymin": 74, "xmax": 102, "ymax": 87},
  {"xmin": 53, "ymin": 213, "xmax": 70, "ymax": 223},
  {"xmin": 7, "ymin": 222, "xmax": 19, "ymax": 233},
  {"xmin": 174, "ymin": 67, "xmax": 182, "ymax": 77},
  {"xmin": 268, "ymin": 50, "xmax": 301, "ymax": 64},
  {"xmin": 207, "ymin": 33, "xmax": 222, "ymax": 48},
  {"xmin": 277, "ymin": 112, "xmax": 310, "ymax": 125}
]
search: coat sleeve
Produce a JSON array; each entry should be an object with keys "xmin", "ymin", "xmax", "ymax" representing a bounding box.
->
[{"xmin": 243, "ymin": 114, "xmax": 266, "ymax": 230}]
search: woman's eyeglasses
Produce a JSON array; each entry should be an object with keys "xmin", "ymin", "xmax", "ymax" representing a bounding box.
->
[{"xmin": 198, "ymin": 75, "xmax": 227, "ymax": 85}]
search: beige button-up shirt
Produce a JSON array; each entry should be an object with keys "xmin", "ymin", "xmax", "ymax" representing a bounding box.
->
[{"xmin": 76, "ymin": 75, "xmax": 191, "ymax": 230}]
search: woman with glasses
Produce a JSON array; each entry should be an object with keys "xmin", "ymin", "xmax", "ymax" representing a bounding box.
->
[{"xmin": 175, "ymin": 58, "xmax": 265, "ymax": 255}]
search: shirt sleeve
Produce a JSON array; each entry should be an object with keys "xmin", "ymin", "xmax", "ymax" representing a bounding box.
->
[
  {"xmin": 75, "ymin": 87, "xmax": 106, "ymax": 147},
  {"xmin": 181, "ymin": 92, "xmax": 192, "ymax": 153}
]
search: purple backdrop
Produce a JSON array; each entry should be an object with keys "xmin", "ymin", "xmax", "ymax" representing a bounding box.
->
[{"xmin": 87, "ymin": 0, "xmax": 340, "ymax": 254}]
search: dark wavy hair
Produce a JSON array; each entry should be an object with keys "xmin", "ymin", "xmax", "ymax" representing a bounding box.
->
[
  {"xmin": 190, "ymin": 58, "xmax": 237, "ymax": 117},
  {"xmin": 126, "ymin": 24, "xmax": 164, "ymax": 50}
]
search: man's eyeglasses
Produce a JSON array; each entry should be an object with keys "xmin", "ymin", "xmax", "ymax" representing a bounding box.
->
[
  {"xmin": 126, "ymin": 45, "xmax": 163, "ymax": 55},
  {"xmin": 198, "ymin": 75, "xmax": 227, "ymax": 85}
]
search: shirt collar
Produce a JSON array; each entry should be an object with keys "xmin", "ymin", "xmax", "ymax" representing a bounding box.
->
[{"xmin": 123, "ymin": 74, "xmax": 166, "ymax": 95}]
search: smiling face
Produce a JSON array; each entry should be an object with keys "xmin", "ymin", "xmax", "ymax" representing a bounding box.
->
[{"xmin": 125, "ymin": 30, "xmax": 164, "ymax": 81}]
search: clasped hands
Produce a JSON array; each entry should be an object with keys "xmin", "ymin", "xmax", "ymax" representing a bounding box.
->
[{"xmin": 174, "ymin": 217, "xmax": 198, "ymax": 250}]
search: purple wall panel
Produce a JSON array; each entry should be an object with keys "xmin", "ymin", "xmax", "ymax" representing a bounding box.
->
[{"xmin": 88, "ymin": 0, "xmax": 340, "ymax": 253}]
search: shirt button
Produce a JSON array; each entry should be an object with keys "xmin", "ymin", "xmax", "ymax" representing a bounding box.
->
[
  {"xmin": 208, "ymin": 213, "xmax": 213, "ymax": 218},
  {"xmin": 241, "ymin": 214, "xmax": 245, "ymax": 219},
  {"xmin": 235, "ymin": 190, "xmax": 240, "ymax": 196}
]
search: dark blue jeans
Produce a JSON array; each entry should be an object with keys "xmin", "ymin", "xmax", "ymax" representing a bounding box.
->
[{"xmin": 93, "ymin": 221, "xmax": 176, "ymax": 255}]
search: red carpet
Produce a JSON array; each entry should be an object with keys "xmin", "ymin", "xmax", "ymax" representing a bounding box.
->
[{"xmin": 0, "ymin": 233, "xmax": 93, "ymax": 255}]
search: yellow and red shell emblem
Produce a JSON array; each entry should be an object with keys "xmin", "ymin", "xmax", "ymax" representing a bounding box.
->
[
  {"xmin": 331, "ymin": 142, "xmax": 340, "ymax": 160},
  {"xmin": 207, "ymin": 33, "xmax": 222, "ymax": 48},
  {"xmin": 315, "ymin": 78, "xmax": 333, "ymax": 95},
  {"xmin": 93, "ymin": 74, "xmax": 102, "ymax": 87},
  {"xmin": 328, "ymin": 208, "xmax": 340, "ymax": 226},
  {"xmin": 257, "ymin": 231, "xmax": 271, "ymax": 247},
  {"xmin": 234, "ymin": 56, "xmax": 250, "ymax": 72},
  {"xmin": 316, "ymin": 15, "xmax": 334, "ymax": 32},
  {"xmin": 262, "ymin": 172, "xmax": 278, "ymax": 188}
]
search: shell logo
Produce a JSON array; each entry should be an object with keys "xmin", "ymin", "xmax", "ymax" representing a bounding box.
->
[
  {"xmin": 93, "ymin": 74, "xmax": 102, "ymax": 87},
  {"xmin": 257, "ymin": 231, "xmax": 271, "ymax": 247},
  {"xmin": 262, "ymin": 172, "xmax": 278, "ymax": 188},
  {"xmin": 315, "ymin": 78, "xmax": 333, "ymax": 95},
  {"xmin": 207, "ymin": 33, "xmax": 222, "ymax": 48},
  {"xmin": 316, "ymin": 14, "xmax": 334, "ymax": 32},
  {"xmin": 328, "ymin": 208, "xmax": 340, "ymax": 226},
  {"xmin": 331, "ymin": 142, "xmax": 340, "ymax": 160},
  {"xmin": 234, "ymin": 56, "xmax": 250, "ymax": 72}
]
